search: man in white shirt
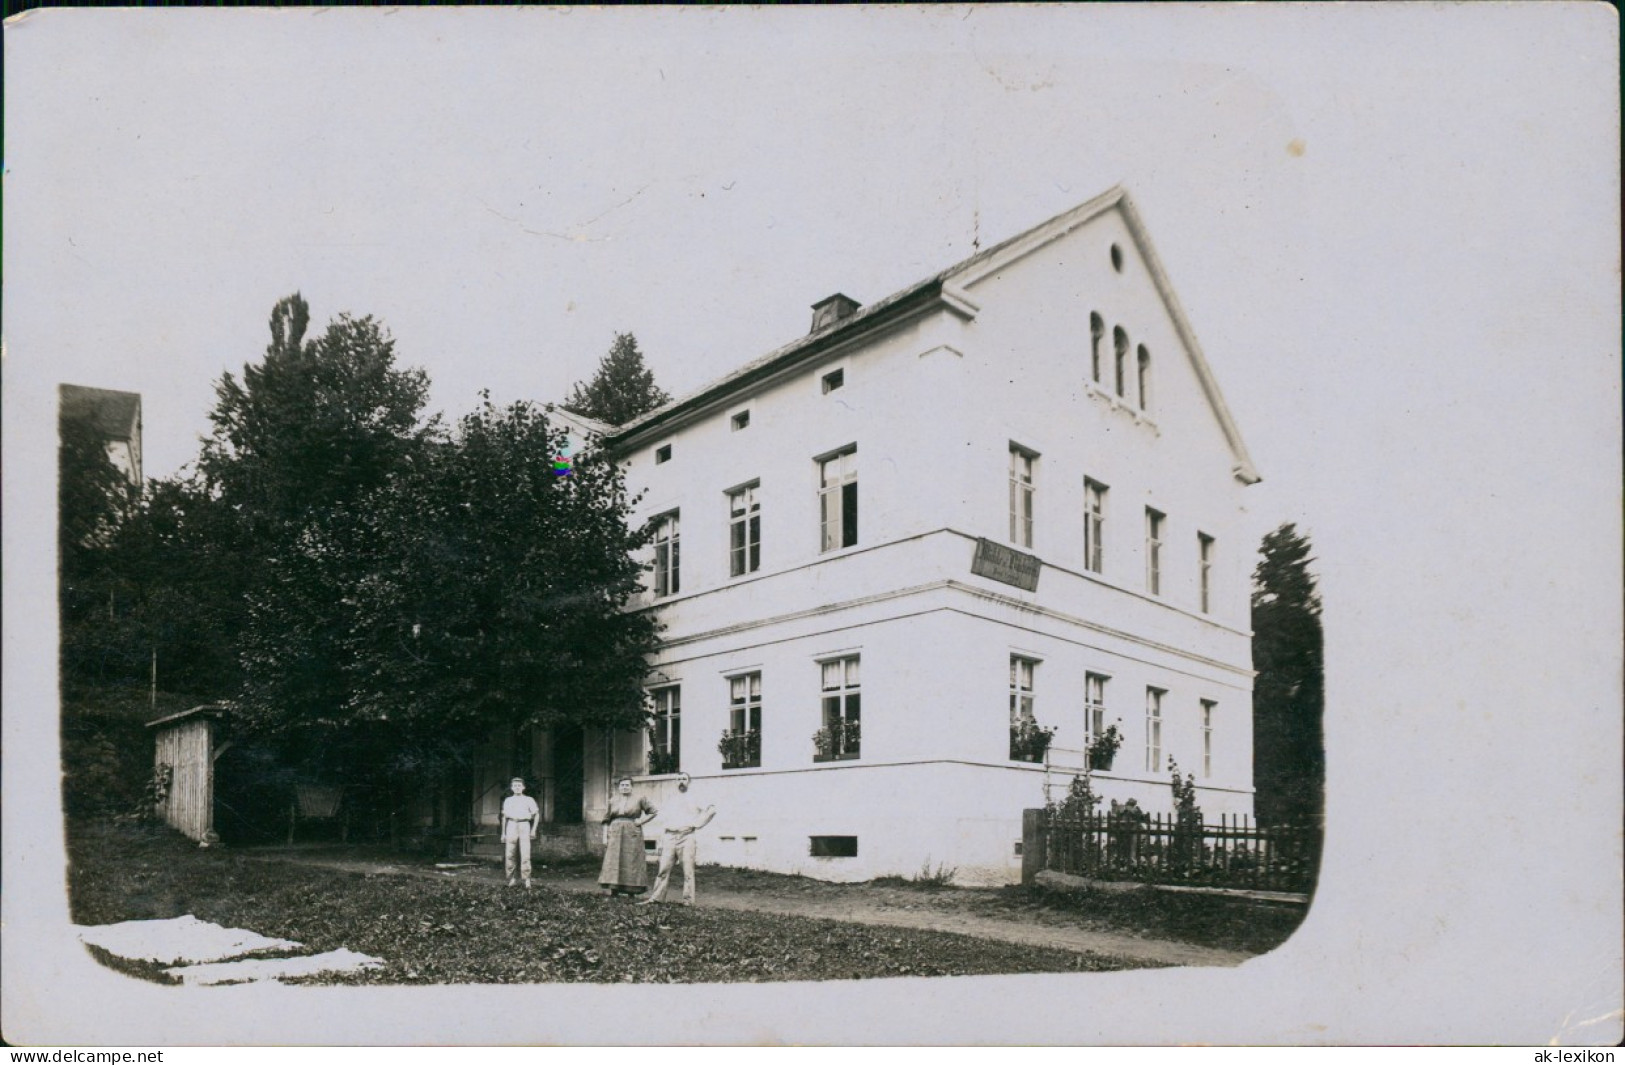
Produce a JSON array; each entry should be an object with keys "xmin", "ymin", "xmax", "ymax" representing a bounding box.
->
[
  {"xmin": 500, "ymin": 777, "xmax": 540, "ymax": 889},
  {"xmin": 637, "ymin": 773, "xmax": 716, "ymax": 906}
]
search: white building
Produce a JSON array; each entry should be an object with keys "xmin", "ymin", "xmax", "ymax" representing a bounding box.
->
[
  {"xmin": 542, "ymin": 186, "xmax": 1261, "ymax": 886},
  {"xmin": 59, "ymin": 384, "xmax": 144, "ymax": 488}
]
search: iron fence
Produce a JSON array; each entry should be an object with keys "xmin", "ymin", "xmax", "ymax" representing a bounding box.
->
[{"xmin": 1037, "ymin": 809, "xmax": 1319, "ymax": 894}]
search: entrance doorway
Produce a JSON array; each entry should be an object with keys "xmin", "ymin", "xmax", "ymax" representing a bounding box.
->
[{"xmin": 552, "ymin": 726, "xmax": 585, "ymax": 824}]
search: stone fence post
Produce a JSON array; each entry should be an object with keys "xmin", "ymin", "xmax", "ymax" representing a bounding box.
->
[{"xmin": 1021, "ymin": 808, "xmax": 1047, "ymax": 885}]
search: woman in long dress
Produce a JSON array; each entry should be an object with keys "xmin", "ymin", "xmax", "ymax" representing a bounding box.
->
[{"xmin": 599, "ymin": 777, "xmax": 657, "ymax": 896}]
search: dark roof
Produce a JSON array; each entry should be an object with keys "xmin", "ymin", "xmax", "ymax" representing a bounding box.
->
[
  {"xmin": 60, "ymin": 384, "xmax": 141, "ymax": 441},
  {"xmin": 601, "ymin": 186, "xmax": 1261, "ymax": 483},
  {"xmin": 602, "ymin": 190, "xmax": 1113, "ymax": 450}
]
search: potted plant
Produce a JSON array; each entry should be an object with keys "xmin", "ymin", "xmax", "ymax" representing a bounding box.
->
[
  {"xmin": 717, "ymin": 727, "xmax": 761, "ymax": 769},
  {"xmin": 1008, "ymin": 718, "xmax": 1057, "ymax": 763},
  {"xmin": 647, "ymin": 728, "xmax": 679, "ymax": 775},
  {"xmin": 1087, "ymin": 722, "xmax": 1123, "ymax": 771},
  {"xmin": 813, "ymin": 719, "xmax": 860, "ymax": 762}
]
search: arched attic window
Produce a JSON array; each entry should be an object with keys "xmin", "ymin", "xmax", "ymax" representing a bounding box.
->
[
  {"xmin": 1089, "ymin": 313, "xmax": 1104, "ymax": 384},
  {"xmin": 1113, "ymin": 326, "xmax": 1128, "ymax": 399},
  {"xmin": 1137, "ymin": 345, "xmax": 1152, "ymax": 411}
]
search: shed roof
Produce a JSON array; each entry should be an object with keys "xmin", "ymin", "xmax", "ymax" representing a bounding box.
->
[{"xmin": 145, "ymin": 704, "xmax": 229, "ymax": 730}]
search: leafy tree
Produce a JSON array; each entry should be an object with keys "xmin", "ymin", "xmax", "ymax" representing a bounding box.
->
[
  {"xmin": 562, "ymin": 332, "xmax": 671, "ymax": 426},
  {"xmin": 1251, "ymin": 523, "xmax": 1325, "ymax": 831},
  {"xmin": 104, "ymin": 473, "xmax": 250, "ymax": 697},
  {"xmin": 202, "ymin": 294, "xmax": 434, "ymax": 530},
  {"xmin": 198, "ymin": 295, "xmax": 438, "ymax": 763},
  {"xmin": 59, "ymin": 402, "xmax": 140, "ymax": 685},
  {"xmin": 317, "ymin": 397, "xmax": 661, "ymax": 781}
]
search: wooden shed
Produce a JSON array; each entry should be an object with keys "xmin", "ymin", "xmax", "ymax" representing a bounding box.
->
[{"xmin": 145, "ymin": 704, "xmax": 228, "ymax": 842}]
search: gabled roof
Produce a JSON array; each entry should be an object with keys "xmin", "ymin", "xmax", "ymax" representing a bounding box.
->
[
  {"xmin": 606, "ymin": 187, "xmax": 1260, "ymax": 484},
  {"xmin": 545, "ymin": 404, "xmax": 614, "ymax": 441},
  {"xmin": 60, "ymin": 383, "xmax": 142, "ymax": 441}
]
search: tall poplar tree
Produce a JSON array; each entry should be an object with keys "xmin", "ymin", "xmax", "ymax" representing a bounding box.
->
[{"xmin": 1251, "ymin": 523, "xmax": 1326, "ymax": 831}]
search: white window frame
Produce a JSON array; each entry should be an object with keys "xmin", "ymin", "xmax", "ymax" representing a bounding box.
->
[
  {"xmin": 1089, "ymin": 313, "xmax": 1104, "ymax": 384},
  {"xmin": 727, "ymin": 482, "xmax": 761, "ymax": 578},
  {"xmin": 1008, "ymin": 444, "xmax": 1036, "ymax": 548},
  {"xmin": 649, "ymin": 685, "xmax": 681, "ymax": 773},
  {"xmin": 1113, "ymin": 326, "xmax": 1129, "ymax": 398},
  {"xmin": 1084, "ymin": 672, "xmax": 1108, "ymax": 744},
  {"xmin": 1137, "ymin": 344, "xmax": 1152, "ymax": 411},
  {"xmin": 817, "ymin": 446, "xmax": 858, "ymax": 553},
  {"xmin": 1201, "ymin": 699, "xmax": 1216, "ymax": 778},
  {"xmin": 818, "ymin": 655, "xmax": 862, "ymax": 760},
  {"xmin": 1146, "ymin": 507, "xmax": 1165, "ymax": 595},
  {"xmin": 1145, "ymin": 687, "xmax": 1164, "ymax": 773},
  {"xmin": 1198, "ymin": 533, "xmax": 1215, "ymax": 614},
  {"xmin": 652, "ymin": 510, "xmax": 680, "ymax": 597},
  {"xmin": 729, "ymin": 672, "xmax": 763, "ymax": 736},
  {"xmin": 1009, "ymin": 656, "xmax": 1037, "ymax": 727},
  {"xmin": 1083, "ymin": 478, "xmax": 1107, "ymax": 574},
  {"xmin": 724, "ymin": 671, "xmax": 763, "ymax": 769}
]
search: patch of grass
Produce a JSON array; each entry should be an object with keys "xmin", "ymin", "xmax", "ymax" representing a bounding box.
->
[
  {"xmin": 67, "ymin": 821, "xmax": 1150, "ymax": 984},
  {"xmin": 972, "ymin": 884, "xmax": 1308, "ymax": 955},
  {"xmin": 871, "ymin": 859, "xmax": 960, "ymax": 891}
]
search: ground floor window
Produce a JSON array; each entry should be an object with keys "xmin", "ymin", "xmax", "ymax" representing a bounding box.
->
[
  {"xmin": 649, "ymin": 686, "xmax": 680, "ymax": 775},
  {"xmin": 1009, "ymin": 655, "xmax": 1052, "ymax": 762},
  {"xmin": 1145, "ymin": 687, "xmax": 1164, "ymax": 773},
  {"xmin": 721, "ymin": 672, "xmax": 762, "ymax": 769},
  {"xmin": 815, "ymin": 656, "xmax": 861, "ymax": 761},
  {"xmin": 1201, "ymin": 699, "xmax": 1216, "ymax": 777}
]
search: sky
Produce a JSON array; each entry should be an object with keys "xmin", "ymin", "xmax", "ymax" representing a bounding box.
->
[{"xmin": 4, "ymin": 3, "xmax": 1620, "ymax": 1046}]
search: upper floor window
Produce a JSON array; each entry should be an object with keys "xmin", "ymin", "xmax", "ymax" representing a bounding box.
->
[
  {"xmin": 818, "ymin": 446, "xmax": 858, "ymax": 552},
  {"xmin": 649, "ymin": 685, "xmax": 681, "ymax": 775},
  {"xmin": 1113, "ymin": 326, "xmax": 1129, "ymax": 399},
  {"xmin": 652, "ymin": 511, "xmax": 680, "ymax": 597},
  {"xmin": 1083, "ymin": 478, "xmax": 1107, "ymax": 574},
  {"xmin": 1137, "ymin": 345, "xmax": 1152, "ymax": 411},
  {"xmin": 722, "ymin": 672, "xmax": 762, "ymax": 770},
  {"xmin": 1089, "ymin": 313, "xmax": 1104, "ymax": 384},
  {"xmin": 730, "ymin": 410, "xmax": 751, "ymax": 431},
  {"xmin": 654, "ymin": 443, "xmax": 672, "ymax": 465},
  {"xmin": 1008, "ymin": 445, "xmax": 1036, "ymax": 548},
  {"xmin": 1145, "ymin": 508, "xmax": 1165, "ymax": 595},
  {"xmin": 728, "ymin": 483, "xmax": 761, "ymax": 578},
  {"xmin": 822, "ymin": 368, "xmax": 845, "ymax": 394},
  {"xmin": 1201, "ymin": 699, "xmax": 1217, "ymax": 778},
  {"xmin": 1198, "ymin": 533, "xmax": 1215, "ymax": 614},
  {"xmin": 1145, "ymin": 687, "xmax": 1164, "ymax": 773},
  {"xmin": 816, "ymin": 656, "xmax": 861, "ymax": 762}
]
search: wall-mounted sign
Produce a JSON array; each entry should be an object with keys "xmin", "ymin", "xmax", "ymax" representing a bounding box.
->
[{"xmin": 970, "ymin": 537, "xmax": 1041, "ymax": 592}]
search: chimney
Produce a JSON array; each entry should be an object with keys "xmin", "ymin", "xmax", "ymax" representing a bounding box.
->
[{"xmin": 810, "ymin": 293, "xmax": 861, "ymax": 333}]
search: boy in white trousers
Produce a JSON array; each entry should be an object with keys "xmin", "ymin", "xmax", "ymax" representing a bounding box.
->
[{"xmin": 501, "ymin": 777, "xmax": 539, "ymax": 889}]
